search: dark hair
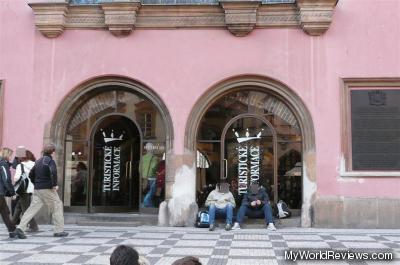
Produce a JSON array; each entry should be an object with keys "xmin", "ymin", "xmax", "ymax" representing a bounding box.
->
[
  {"xmin": 23, "ymin": 150, "xmax": 36, "ymax": 162},
  {"xmin": 110, "ymin": 245, "xmax": 139, "ymax": 265},
  {"xmin": 43, "ymin": 144, "xmax": 56, "ymax": 155},
  {"xmin": 172, "ymin": 256, "xmax": 202, "ymax": 265}
]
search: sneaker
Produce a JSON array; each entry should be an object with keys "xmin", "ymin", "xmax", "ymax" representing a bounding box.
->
[
  {"xmin": 53, "ymin": 231, "xmax": 69, "ymax": 237},
  {"xmin": 209, "ymin": 224, "xmax": 215, "ymax": 231},
  {"xmin": 13, "ymin": 228, "xmax": 27, "ymax": 239},
  {"xmin": 267, "ymin": 223, "xmax": 277, "ymax": 231},
  {"xmin": 232, "ymin": 222, "xmax": 241, "ymax": 230},
  {"xmin": 225, "ymin": 223, "xmax": 232, "ymax": 231},
  {"xmin": 9, "ymin": 232, "xmax": 16, "ymax": 238}
]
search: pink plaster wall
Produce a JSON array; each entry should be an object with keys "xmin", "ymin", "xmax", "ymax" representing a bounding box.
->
[{"xmin": 1, "ymin": 0, "xmax": 399, "ymax": 198}]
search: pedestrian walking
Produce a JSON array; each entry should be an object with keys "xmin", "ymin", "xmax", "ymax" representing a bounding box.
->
[
  {"xmin": 12, "ymin": 149, "xmax": 39, "ymax": 232},
  {"xmin": 0, "ymin": 147, "xmax": 16, "ymax": 238},
  {"xmin": 13, "ymin": 144, "xmax": 68, "ymax": 239}
]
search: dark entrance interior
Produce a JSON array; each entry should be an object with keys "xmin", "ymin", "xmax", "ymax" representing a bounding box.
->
[{"xmin": 90, "ymin": 115, "xmax": 141, "ymax": 212}]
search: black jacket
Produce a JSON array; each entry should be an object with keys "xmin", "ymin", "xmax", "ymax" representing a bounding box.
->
[
  {"xmin": 241, "ymin": 187, "xmax": 270, "ymax": 208},
  {"xmin": 0, "ymin": 159, "xmax": 15, "ymax": 196},
  {"xmin": 29, "ymin": 155, "xmax": 58, "ymax": 190}
]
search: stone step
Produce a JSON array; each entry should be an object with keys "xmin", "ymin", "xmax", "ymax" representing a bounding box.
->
[
  {"xmin": 64, "ymin": 212, "xmax": 301, "ymax": 228},
  {"xmin": 64, "ymin": 212, "xmax": 158, "ymax": 227}
]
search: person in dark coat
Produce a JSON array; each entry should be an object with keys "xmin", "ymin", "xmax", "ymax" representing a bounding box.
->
[
  {"xmin": 13, "ymin": 144, "xmax": 68, "ymax": 239},
  {"xmin": 0, "ymin": 147, "xmax": 17, "ymax": 238},
  {"xmin": 232, "ymin": 182, "xmax": 276, "ymax": 231}
]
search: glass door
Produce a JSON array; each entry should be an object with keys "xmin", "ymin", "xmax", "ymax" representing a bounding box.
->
[
  {"xmin": 221, "ymin": 115, "xmax": 278, "ymax": 203},
  {"xmin": 90, "ymin": 115, "xmax": 141, "ymax": 212}
]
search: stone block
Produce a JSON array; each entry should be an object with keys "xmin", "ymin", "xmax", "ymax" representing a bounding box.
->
[
  {"xmin": 343, "ymin": 198, "xmax": 378, "ymax": 228},
  {"xmin": 377, "ymin": 199, "xmax": 400, "ymax": 228},
  {"xmin": 313, "ymin": 197, "xmax": 343, "ymax": 228}
]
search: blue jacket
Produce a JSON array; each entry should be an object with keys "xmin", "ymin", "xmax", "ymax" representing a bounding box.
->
[
  {"xmin": 0, "ymin": 159, "xmax": 15, "ymax": 196},
  {"xmin": 29, "ymin": 155, "xmax": 58, "ymax": 190}
]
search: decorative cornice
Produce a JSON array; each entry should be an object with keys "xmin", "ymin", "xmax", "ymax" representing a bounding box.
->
[
  {"xmin": 220, "ymin": 0, "xmax": 261, "ymax": 37},
  {"xmin": 29, "ymin": 1, "xmax": 69, "ymax": 38},
  {"xmin": 296, "ymin": 0, "xmax": 338, "ymax": 36},
  {"xmin": 101, "ymin": 1, "xmax": 141, "ymax": 36},
  {"xmin": 28, "ymin": 0, "xmax": 338, "ymax": 37}
]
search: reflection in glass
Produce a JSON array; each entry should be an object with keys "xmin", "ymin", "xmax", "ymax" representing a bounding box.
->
[
  {"xmin": 140, "ymin": 142, "xmax": 165, "ymax": 208},
  {"xmin": 196, "ymin": 89, "xmax": 303, "ymax": 210},
  {"xmin": 64, "ymin": 87, "xmax": 166, "ymax": 211}
]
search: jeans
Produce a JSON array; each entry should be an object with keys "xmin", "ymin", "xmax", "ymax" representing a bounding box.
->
[
  {"xmin": 143, "ymin": 179, "xmax": 156, "ymax": 207},
  {"xmin": 236, "ymin": 203, "xmax": 274, "ymax": 224},
  {"xmin": 208, "ymin": 204, "xmax": 233, "ymax": 225}
]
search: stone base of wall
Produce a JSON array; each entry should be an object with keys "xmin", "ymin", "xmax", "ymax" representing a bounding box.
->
[{"xmin": 313, "ymin": 196, "xmax": 400, "ymax": 228}]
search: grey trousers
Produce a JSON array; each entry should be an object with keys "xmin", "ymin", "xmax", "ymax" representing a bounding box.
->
[{"xmin": 17, "ymin": 189, "xmax": 64, "ymax": 233}]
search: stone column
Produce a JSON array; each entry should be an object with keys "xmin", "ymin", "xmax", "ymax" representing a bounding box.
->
[{"xmin": 159, "ymin": 151, "xmax": 198, "ymax": 227}]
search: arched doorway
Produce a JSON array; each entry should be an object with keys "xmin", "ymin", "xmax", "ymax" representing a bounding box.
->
[
  {"xmin": 196, "ymin": 89, "xmax": 302, "ymax": 211},
  {"xmin": 46, "ymin": 77, "xmax": 173, "ymax": 214},
  {"xmin": 187, "ymin": 76, "xmax": 315, "ymax": 227},
  {"xmin": 90, "ymin": 115, "xmax": 141, "ymax": 212},
  {"xmin": 221, "ymin": 114, "xmax": 278, "ymax": 203}
]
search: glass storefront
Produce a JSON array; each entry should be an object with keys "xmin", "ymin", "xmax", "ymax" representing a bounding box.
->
[
  {"xmin": 197, "ymin": 89, "xmax": 302, "ymax": 210},
  {"xmin": 64, "ymin": 87, "xmax": 166, "ymax": 212}
]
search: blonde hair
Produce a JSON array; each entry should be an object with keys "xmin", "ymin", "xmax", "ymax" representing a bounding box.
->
[{"xmin": 0, "ymin": 147, "xmax": 13, "ymax": 161}]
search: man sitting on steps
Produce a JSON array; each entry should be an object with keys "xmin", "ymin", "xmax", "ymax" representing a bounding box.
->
[
  {"xmin": 205, "ymin": 180, "xmax": 236, "ymax": 231},
  {"xmin": 232, "ymin": 182, "xmax": 276, "ymax": 231}
]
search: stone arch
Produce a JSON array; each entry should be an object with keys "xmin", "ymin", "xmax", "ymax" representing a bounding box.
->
[
  {"xmin": 185, "ymin": 75, "xmax": 316, "ymax": 227},
  {"xmin": 44, "ymin": 75, "xmax": 174, "ymax": 202}
]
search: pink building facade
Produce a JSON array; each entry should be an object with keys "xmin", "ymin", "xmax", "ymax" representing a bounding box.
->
[{"xmin": 0, "ymin": 0, "xmax": 399, "ymax": 228}]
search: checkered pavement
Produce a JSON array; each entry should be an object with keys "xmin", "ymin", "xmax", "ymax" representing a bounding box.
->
[{"xmin": 0, "ymin": 225, "xmax": 399, "ymax": 265}]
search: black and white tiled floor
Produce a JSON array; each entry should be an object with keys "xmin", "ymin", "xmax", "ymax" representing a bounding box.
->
[{"xmin": 0, "ymin": 225, "xmax": 399, "ymax": 265}]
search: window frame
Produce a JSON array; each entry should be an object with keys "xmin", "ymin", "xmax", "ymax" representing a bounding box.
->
[{"xmin": 341, "ymin": 78, "xmax": 400, "ymax": 177}]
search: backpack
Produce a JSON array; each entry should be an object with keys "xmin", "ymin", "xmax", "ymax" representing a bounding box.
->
[
  {"xmin": 14, "ymin": 164, "xmax": 29, "ymax": 196},
  {"xmin": 276, "ymin": 200, "xmax": 291, "ymax": 219},
  {"xmin": 195, "ymin": 210, "xmax": 210, "ymax": 228}
]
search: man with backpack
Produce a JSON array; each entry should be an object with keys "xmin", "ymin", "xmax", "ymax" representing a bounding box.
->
[
  {"xmin": 13, "ymin": 144, "xmax": 68, "ymax": 239},
  {"xmin": 12, "ymin": 149, "xmax": 39, "ymax": 232}
]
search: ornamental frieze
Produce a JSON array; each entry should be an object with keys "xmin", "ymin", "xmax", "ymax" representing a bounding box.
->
[{"xmin": 29, "ymin": 0, "xmax": 338, "ymax": 38}]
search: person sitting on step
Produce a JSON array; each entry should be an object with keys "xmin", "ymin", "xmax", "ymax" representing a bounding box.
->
[
  {"xmin": 232, "ymin": 182, "xmax": 276, "ymax": 231},
  {"xmin": 205, "ymin": 180, "xmax": 235, "ymax": 231}
]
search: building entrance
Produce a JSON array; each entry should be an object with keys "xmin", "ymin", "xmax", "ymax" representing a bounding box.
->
[
  {"xmin": 196, "ymin": 89, "xmax": 302, "ymax": 210},
  {"xmin": 90, "ymin": 115, "xmax": 141, "ymax": 212},
  {"xmin": 221, "ymin": 115, "xmax": 278, "ymax": 203},
  {"xmin": 62, "ymin": 86, "xmax": 168, "ymax": 213}
]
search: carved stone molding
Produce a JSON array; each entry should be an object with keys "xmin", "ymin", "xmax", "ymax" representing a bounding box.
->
[
  {"xmin": 29, "ymin": 1, "xmax": 68, "ymax": 38},
  {"xmin": 101, "ymin": 1, "xmax": 141, "ymax": 37},
  {"xmin": 296, "ymin": 0, "xmax": 338, "ymax": 36},
  {"xmin": 220, "ymin": 0, "xmax": 261, "ymax": 37},
  {"xmin": 29, "ymin": 1, "xmax": 339, "ymax": 38}
]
